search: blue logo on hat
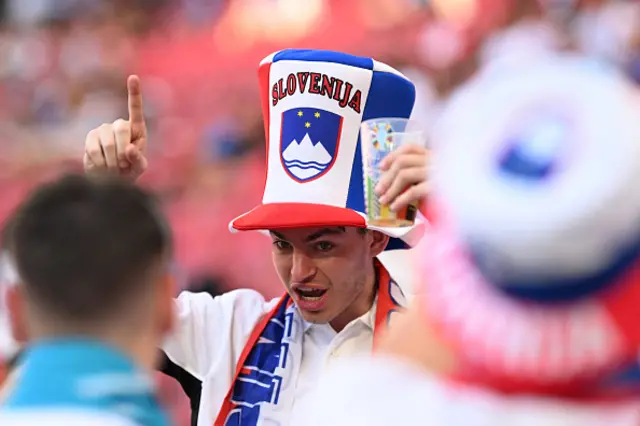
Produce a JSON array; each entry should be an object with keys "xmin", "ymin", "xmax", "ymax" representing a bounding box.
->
[
  {"xmin": 499, "ymin": 114, "xmax": 569, "ymax": 181},
  {"xmin": 280, "ymin": 107, "xmax": 343, "ymax": 183}
]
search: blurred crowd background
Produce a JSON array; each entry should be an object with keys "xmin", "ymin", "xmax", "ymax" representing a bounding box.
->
[{"xmin": 0, "ymin": 0, "xmax": 638, "ymax": 423}]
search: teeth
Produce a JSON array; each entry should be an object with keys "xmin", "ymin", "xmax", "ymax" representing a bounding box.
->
[
  {"xmin": 300, "ymin": 295, "xmax": 322, "ymax": 301},
  {"xmin": 297, "ymin": 288, "xmax": 326, "ymax": 300}
]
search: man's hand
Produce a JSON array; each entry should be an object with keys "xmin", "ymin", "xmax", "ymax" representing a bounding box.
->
[
  {"xmin": 83, "ymin": 75, "xmax": 149, "ymax": 180},
  {"xmin": 375, "ymin": 144, "xmax": 430, "ymax": 212}
]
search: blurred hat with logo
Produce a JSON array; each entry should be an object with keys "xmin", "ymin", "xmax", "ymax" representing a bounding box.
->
[{"xmin": 419, "ymin": 55, "xmax": 640, "ymax": 396}]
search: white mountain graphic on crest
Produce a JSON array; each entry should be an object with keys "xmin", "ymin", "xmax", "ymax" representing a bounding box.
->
[{"xmin": 282, "ymin": 133, "xmax": 332, "ymax": 180}]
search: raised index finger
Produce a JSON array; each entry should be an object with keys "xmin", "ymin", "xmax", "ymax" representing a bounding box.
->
[{"xmin": 127, "ymin": 75, "xmax": 146, "ymax": 129}]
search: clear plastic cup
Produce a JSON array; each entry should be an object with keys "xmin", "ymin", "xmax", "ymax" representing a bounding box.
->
[{"xmin": 360, "ymin": 118, "xmax": 426, "ymax": 227}]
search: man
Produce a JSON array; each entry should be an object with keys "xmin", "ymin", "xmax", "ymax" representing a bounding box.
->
[
  {"xmin": 0, "ymin": 174, "xmax": 175, "ymax": 426},
  {"xmin": 83, "ymin": 49, "xmax": 429, "ymax": 425},
  {"xmin": 308, "ymin": 55, "xmax": 640, "ymax": 424}
]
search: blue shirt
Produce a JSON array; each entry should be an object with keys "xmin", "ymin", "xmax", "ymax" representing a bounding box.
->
[{"xmin": 1, "ymin": 339, "xmax": 171, "ymax": 426}]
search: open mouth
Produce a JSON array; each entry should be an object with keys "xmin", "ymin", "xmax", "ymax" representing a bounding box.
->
[{"xmin": 295, "ymin": 287, "xmax": 328, "ymax": 301}]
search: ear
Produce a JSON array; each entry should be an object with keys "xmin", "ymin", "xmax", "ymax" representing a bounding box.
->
[
  {"xmin": 369, "ymin": 231, "xmax": 390, "ymax": 257},
  {"xmin": 5, "ymin": 286, "xmax": 28, "ymax": 344}
]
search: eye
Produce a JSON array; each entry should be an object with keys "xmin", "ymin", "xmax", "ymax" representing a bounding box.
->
[
  {"xmin": 273, "ymin": 240, "xmax": 292, "ymax": 251},
  {"xmin": 315, "ymin": 241, "xmax": 334, "ymax": 252}
]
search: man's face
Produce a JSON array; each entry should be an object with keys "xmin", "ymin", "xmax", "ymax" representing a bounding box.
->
[{"xmin": 270, "ymin": 226, "xmax": 389, "ymax": 328}]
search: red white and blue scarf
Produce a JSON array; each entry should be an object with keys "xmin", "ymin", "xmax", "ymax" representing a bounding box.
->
[{"xmin": 215, "ymin": 261, "xmax": 404, "ymax": 426}]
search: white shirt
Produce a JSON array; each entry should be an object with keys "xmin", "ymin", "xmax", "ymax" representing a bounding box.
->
[
  {"xmin": 0, "ymin": 252, "xmax": 20, "ymax": 362},
  {"xmin": 0, "ymin": 310, "xmax": 17, "ymax": 363},
  {"xmin": 162, "ymin": 289, "xmax": 376, "ymax": 426},
  {"xmin": 309, "ymin": 355, "xmax": 640, "ymax": 426}
]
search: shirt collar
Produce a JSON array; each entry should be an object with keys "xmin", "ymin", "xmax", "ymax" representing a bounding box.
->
[{"xmin": 302, "ymin": 295, "xmax": 378, "ymax": 333}]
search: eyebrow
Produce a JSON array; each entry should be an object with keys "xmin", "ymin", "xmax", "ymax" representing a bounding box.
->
[
  {"xmin": 305, "ymin": 227, "xmax": 346, "ymax": 242},
  {"xmin": 270, "ymin": 231, "xmax": 287, "ymax": 240},
  {"xmin": 269, "ymin": 227, "xmax": 346, "ymax": 243}
]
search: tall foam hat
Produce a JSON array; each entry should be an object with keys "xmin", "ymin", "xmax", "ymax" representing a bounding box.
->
[
  {"xmin": 419, "ymin": 56, "xmax": 640, "ymax": 396},
  {"xmin": 230, "ymin": 49, "xmax": 423, "ymax": 248}
]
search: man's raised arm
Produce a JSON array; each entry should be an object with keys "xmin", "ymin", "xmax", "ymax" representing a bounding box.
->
[{"xmin": 83, "ymin": 75, "xmax": 149, "ymax": 180}]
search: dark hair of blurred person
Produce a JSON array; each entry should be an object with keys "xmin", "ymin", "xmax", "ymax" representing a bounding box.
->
[
  {"xmin": 5, "ymin": 173, "xmax": 174, "ymax": 366},
  {"xmin": 0, "ymin": 173, "xmax": 175, "ymax": 425}
]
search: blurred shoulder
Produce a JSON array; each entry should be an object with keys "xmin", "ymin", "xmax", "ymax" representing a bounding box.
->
[{"xmin": 309, "ymin": 355, "xmax": 640, "ymax": 426}]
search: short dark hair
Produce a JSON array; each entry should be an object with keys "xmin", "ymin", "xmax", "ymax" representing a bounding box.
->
[{"xmin": 8, "ymin": 173, "xmax": 172, "ymax": 324}]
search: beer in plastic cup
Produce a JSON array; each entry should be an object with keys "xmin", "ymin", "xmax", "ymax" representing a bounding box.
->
[{"xmin": 360, "ymin": 118, "xmax": 426, "ymax": 227}]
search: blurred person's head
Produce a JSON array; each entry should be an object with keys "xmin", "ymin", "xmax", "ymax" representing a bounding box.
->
[
  {"xmin": 229, "ymin": 49, "xmax": 423, "ymax": 331},
  {"xmin": 378, "ymin": 54, "xmax": 640, "ymax": 398},
  {"xmin": 4, "ymin": 174, "xmax": 174, "ymax": 369}
]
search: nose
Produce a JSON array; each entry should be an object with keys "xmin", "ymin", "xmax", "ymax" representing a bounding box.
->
[{"xmin": 290, "ymin": 250, "xmax": 316, "ymax": 284}]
